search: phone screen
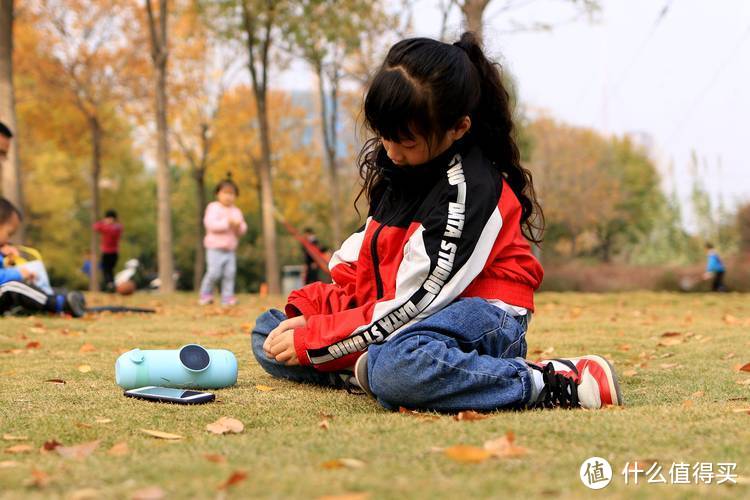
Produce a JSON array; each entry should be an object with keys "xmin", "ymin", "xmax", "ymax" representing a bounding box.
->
[{"xmin": 135, "ymin": 387, "xmax": 200, "ymax": 398}]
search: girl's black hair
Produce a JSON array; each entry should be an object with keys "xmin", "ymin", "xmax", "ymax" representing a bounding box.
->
[
  {"xmin": 356, "ymin": 32, "xmax": 544, "ymax": 243},
  {"xmin": 215, "ymin": 173, "xmax": 239, "ymax": 196},
  {"xmin": 0, "ymin": 197, "xmax": 22, "ymax": 224}
]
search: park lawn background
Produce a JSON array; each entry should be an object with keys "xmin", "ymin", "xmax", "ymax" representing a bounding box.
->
[{"xmin": 1, "ymin": 292, "xmax": 749, "ymax": 499}]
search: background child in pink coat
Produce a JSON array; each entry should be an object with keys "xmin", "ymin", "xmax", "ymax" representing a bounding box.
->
[{"xmin": 199, "ymin": 177, "xmax": 247, "ymax": 306}]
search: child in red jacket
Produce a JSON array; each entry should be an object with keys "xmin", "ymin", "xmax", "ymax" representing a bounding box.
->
[
  {"xmin": 251, "ymin": 33, "xmax": 623, "ymax": 412},
  {"xmin": 93, "ymin": 209, "xmax": 123, "ymax": 291}
]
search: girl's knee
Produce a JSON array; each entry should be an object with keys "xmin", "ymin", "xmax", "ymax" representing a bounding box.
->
[{"xmin": 252, "ymin": 309, "xmax": 286, "ymax": 335}]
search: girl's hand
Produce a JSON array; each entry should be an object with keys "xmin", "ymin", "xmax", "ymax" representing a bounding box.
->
[
  {"xmin": 263, "ymin": 315, "xmax": 307, "ymax": 366},
  {"xmin": 19, "ymin": 267, "xmax": 36, "ymax": 282},
  {"xmin": 1, "ymin": 244, "xmax": 19, "ymax": 257}
]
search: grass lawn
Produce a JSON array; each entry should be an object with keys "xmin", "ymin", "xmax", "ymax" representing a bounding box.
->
[{"xmin": 1, "ymin": 291, "xmax": 749, "ymax": 499}]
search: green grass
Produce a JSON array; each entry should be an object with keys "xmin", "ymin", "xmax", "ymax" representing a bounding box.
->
[{"xmin": 1, "ymin": 292, "xmax": 749, "ymax": 499}]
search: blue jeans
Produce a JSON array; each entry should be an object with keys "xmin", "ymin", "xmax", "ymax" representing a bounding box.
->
[
  {"xmin": 251, "ymin": 309, "xmax": 341, "ymax": 386},
  {"xmin": 250, "ymin": 298, "xmax": 532, "ymax": 411},
  {"xmin": 368, "ymin": 298, "xmax": 532, "ymax": 411}
]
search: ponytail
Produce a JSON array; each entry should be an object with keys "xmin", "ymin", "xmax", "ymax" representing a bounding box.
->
[
  {"xmin": 453, "ymin": 32, "xmax": 544, "ymax": 244},
  {"xmin": 359, "ymin": 32, "xmax": 544, "ymax": 244}
]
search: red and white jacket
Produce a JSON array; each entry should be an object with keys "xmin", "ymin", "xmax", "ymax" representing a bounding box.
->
[{"xmin": 286, "ymin": 140, "xmax": 543, "ymax": 371}]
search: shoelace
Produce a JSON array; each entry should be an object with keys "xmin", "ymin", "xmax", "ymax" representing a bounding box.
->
[{"xmin": 534, "ymin": 362, "xmax": 580, "ymax": 409}]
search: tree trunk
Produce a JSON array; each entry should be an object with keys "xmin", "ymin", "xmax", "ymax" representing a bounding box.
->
[
  {"xmin": 89, "ymin": 116, "xmax": 101, "ymax": 292},
  {"xmin": 256, "ymin": 94, "xmax": 280, "ymax": 294},
  {"xmin": 148, "ymin": 0, "xmax": 175, "ymax": 292},
  {"xmin": 0, "ymin": 0, "xmax": 23, "ymax": 240},
  {"xmin": 193, "ymin": 168, "xmax": 206, "ymax": 291},
  {"xmin": 315, "ymin": 63, "xmax": 342, "ymax": 248},
  {"xmin": 460, "ymin": 0, "xmax": 490, "ymax": 43}
]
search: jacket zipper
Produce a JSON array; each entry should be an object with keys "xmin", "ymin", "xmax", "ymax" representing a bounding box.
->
[
  {"xmin": 371, "ymin": 190, "xmax": 399, "ymax": 300},
  {"xmin": 370, "ymin": 220, "xmax": 390, "ymax": 300}
]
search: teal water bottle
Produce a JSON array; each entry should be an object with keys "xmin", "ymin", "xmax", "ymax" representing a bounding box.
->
[{"xmin": 115, "ymin": 344, "xmax": 238, "ymax": 390}]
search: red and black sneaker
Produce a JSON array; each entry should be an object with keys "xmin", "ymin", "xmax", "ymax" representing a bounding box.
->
[{"xmin": 530, "ymin": 355, "xmax": 624, "ymax": 409}]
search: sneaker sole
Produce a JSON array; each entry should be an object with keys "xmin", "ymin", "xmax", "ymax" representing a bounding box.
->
[
  {"xmin": 584, "ymin": 354, "xmax": 624, "ymax": 406},
  {"xmin": 354, "ymin": 352, "xmax": 374, "ymax": 399}
]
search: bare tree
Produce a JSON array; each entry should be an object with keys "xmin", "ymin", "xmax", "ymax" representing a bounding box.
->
[
  {"xmin": 146, "ymin": 0, "xmax": 176, "ymax": 292},
  {"xmin": 36, "ymin": 0, "xmax": 135, "ymax": 291},
  {"xmin": 438, "ymin": 0, "xmax": 601, "ymax": 45},
  {"xmin": 0, "ymin": 0, "xmax": 24, "ymax": 239},
  {"xmin": 237, "ymin": 0, "xmax": 282, "ymax": 294}
]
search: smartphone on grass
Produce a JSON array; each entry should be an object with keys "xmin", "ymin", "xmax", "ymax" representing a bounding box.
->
[{"xmin": 124, "ymin": 386, "xmax": 215, "ymax": 404}]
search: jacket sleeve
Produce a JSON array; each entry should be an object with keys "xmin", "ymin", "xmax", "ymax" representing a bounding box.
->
[
  {"xmin": 285, "ymin": 220, "xmax": 370, "ymax": 318},
  {"xmin": 292, "ymin": 158, "xmax": 504, "ymax": 370},
  {"xmin": 203, "ymin": 203, "xmax": 229, "ymax": 232},
  {"xmin": 0, "ymin": 255, "xmax": 23, "ymax": 284},
  {"xmin": 236, "ymin": 209, "xmax": 248, "ymax": 236}
]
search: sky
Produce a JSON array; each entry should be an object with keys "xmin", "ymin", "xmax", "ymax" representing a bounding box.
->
[{"xmin": 278, "ymin": 0, "xmax": 750, "ymax": 225}]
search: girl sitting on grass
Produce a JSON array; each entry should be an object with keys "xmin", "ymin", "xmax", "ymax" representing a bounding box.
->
[{"xmin": 251, "ymin": 33, "xmax": 623, "ymax": 412}]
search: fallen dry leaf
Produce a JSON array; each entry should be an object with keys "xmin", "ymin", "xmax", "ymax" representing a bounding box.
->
[
  {"xmin": 5, "ymin": 444, "xmax": 33, "ymax": 454},
  {"xmin": 723, "ymin": 314, "xmax": 739, "ymax": 325},
  {"xmin": 79, "ymin": 343, "xmax": 96, "ymax": 353},
  {"xmin": 317, "ymin": 494, "xmax": 370, "ymax": 500},
  {"xmin": 736, "ymin": 379, "xmax": 750, "ymax": 386},
  {"xmin": 661, "ymin": 331, "xmax": 682, "ymax": 337},
  {"xmin": 319, "ymin": 419, "xmax": 330, "ymax": 431},
  {"xmin": 659, "ymin": 363, "xmax": 680, "ymax": 369},
  {"xmin": 139, "ymin": 429, "xmax": 183, "ymax": 440},
  {"xmin": 0, "ymin": 460, "xmax": 20, "ymax": 468},
  {"xmin": 68, "ymin": 488, "xmax": 100, "ymax": 500},
  {"xmin": 217, "ymin": 470, "xmax": 248, "ymax": 490},
  {"xmin": 131, "ymin": 486, "xmax": 166, "ymax": 500},
  {"xmin": 623, "ymin": 369, "xmax": 638, "ymax": 377},
  {"xmin": 107, "ymin": 442, "xmax": 129, "ymax": 456},
  {"xmin": 691, "ymin": 391, "xmax": 705, "ymax": 398},
  {"xmin": 26, "ymin": 341, "xmax": 41, "ymax": 349},
  {"xmin": 454, "ymin": 411, "xmax": 489, "ymax": 421},
  {"xmin": 56, "ymin": 440, "xmax": 100, "ymax": 460},
  {"xmin": 26, "ymin": 468, "xmax": 50, "ymax": 488},
  {"xmin": 44, "ymin": 379, "xmax": 66, "ymax": 385},
  {"xmin": 618, "ymin": 344, "xmax": 631, "ymax": 351},
  {"xmin": 483, "ymin": 432, "xmax": 528, "ymax": 458},
  {"xmin": 203, "ymin": 453, "xmax": 226, "ymax": 463},
  {"xmin": 255, "ymin": 384, "xmax": 275, "ymax": 392},
  {"xmin": 722, "ymin": 352, "xmax": 736, "ymax": 360},
  {"xmin": 443, "ymin": 445, "xmax": 492, "ymax": 464},
  {"xmin": 658, "ymin": 338, "xmax": 682, "ymax": 347},
  {"xmin": 41, "ymin": 440, "xmax": 61, "ymax": 452},
  {"xmin": 683, "ymin": 400, "xmax": 693, "ymax": 408},
  {"xmin": 77, "ymin": 365, "xmax": 92, "ymax": 373},
  {"xmin": 206, "ymin": 417, "xmax": 244, "ymax": 435},
  {"xmin": 321, "ymin": 458, "xmax": 366, "ymax": 470},
  {"xmin": 2, "ymin": 434, "xmax": 28, "ymax": 441}
]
